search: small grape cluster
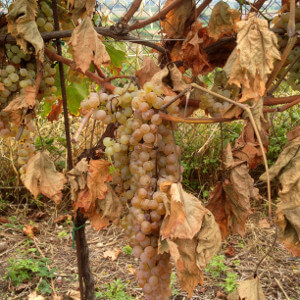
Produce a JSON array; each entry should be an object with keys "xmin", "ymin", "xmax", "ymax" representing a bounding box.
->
[
  {"xmin": 286, "ymin": 47, "xmax": 300, "ymax": 91},
  {"xmin": 199, "ymin": 70, "xmax": 238, "ymax": 117},
  {"xmin": 36, "ymin": 1, "xmax": 54, "ymax": 33}
]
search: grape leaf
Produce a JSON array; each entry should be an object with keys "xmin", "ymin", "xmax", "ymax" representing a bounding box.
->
[
  {"xmin": 208, "ymin": 1, "xmax": 240, "ymax": 39},
  {"xmin": 260, "ymin": 135, "xmax": 300, "ymax": 256},
  {"xmin": 6, "ymin": 0, "xmax": 44, "ymax": 60},
  {"xmin": 224, "ymin": 13, "xmax": 281, "ymax": 102},
  {"xmin": 181, "ymin": 22, "xmax": 211, "ymax": 76},
  {"xmin": 207, "ymin": 144, "xmax": 259, "ymax": 238},
  {"xmin": 135, "ymin": 57, "xmax": 160, "ymax": 87},
  {"xmin": 69, "ymin": 15, "xmax": 110, "ymax": 73},
  {"xmin": 3, "ymin": 86, "xmax": 36, "ymax": 125},
  {"xmin": 66, "ymin": 80, "xmax": 89, "ymax": 115},
  {"xmin": 47, "ymin": 99, "xmax": 63, "ymax": 122},
  {"xmin": 162, "ymin": 0, "xmax": 195, "ymax": 38},
  {"xmin": 68, "ymin": 0, "xmax": 96, "ymax": 22},
  {"xmin": 227, "ymin": 276, "xmax": 266, "ymax": 300},
  {"xmin": 159, "ymin": 182, "xmax": 221, "ymax": 297},
  {"xmin": 104, "ymin": 42, "xmax": 126, "ymax": 68},
  {"xmin": 23, "ymin": 151, "xmax": 67, "ymax": 204}
]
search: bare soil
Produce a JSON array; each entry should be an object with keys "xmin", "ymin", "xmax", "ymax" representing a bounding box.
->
[{"xmin": 0, "ymin": 203, "xmax": 299, "ymax": 300}]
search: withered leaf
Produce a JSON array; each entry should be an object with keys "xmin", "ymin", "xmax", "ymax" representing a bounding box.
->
[
  {"xmin": 260, "ymin": 136, "xmax": 300, "ymax": 256},
  {"xmin": 103, "ymin": 248, "xmax": 121, "ymax": 261},
  {"xmin": 208, "ymin": 1, "xmax": 240, "ymax": 39},
  {"xmin": 162, "ymin": 0, "xmax": 195, "ymax": 38},
  {"xmin": 224, "ymin": 13, "xmax": 281, "ymax": 102},
  {"xmin": 27, "ymin": 292, "xmax": 46, "ymax": 300},
  {"xmin": 135, "ymin": 57, "xmax": 160, "ymax": 88},
  {"xmin": 227, "ymin": 276, "xmax": 266, "ymax": 300},
  {"xmin": 159, "ymin": 182, "xmax": 221, "ymax": 297},
  {"xmin": 23, "ymin": 224, "xmax": 39, "ymax": 239},
  {"xmin": 3, "ymin": 86, "xmax": 36, "ymax": 126},
  {"xmin": 47, "ymin": 99, "xmax": 63, "ymax": 122},
  {"xmin": 207, "ymin": 144, "xmax": 259, "ymax": 238},
  {"xmin": 68, "ymin": 0, "xmax": 96, "ymax": 21},
  {"xmin": 6, "ymin": 0, "xmax": 44, "ymax": 60},
  {"xmin": 182, "ymin": 23, "xmax": 211, "ymax": 76},
  {"xmin": 23, "ymin": 152, "xmax": 67, "ymax": 204},
  {"xmin": 69, "ymin": 16, "xmax": 110, "ymax": 73}
]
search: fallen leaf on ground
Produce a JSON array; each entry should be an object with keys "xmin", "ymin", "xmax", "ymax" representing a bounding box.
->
[
  {"xmin": 0, "ymin": 241, "xmax": 8, "ymax": 253},
  {"xmin": 162, "ymin": 0, "xmax": 194, "ymax": 38},
  {"xmin": 207, "ymin": 144, "xmax": 259, "ymax": 238},
  {"xmin": 23, "ymin": 224, "xmax": 39, "ymax": 238},
  {"xmin": 224, "ymin": 245, "xmax": 235, "ymax": 257},
  {"xmin": 208, "ymin": 1, "xmax": 240, "ymax": 39},
  {"xmin": 53, "ymin": 214, "xmax": 72, "ymax": 224},
  {"xmin": 69, "ymin": 16, "xmax": 110, "ymax": 73},
  {"xmin": 47, "ymin": 99, "xmax": 63, "ymax": 122},
  {"xmin": 103, "ymin": 248, "xmax": 121, "ymax": 261},
  {"xmin": 258, "ymin": 218, "xmax": 271, "ymax": 229},
  {"xmin": 224, "ymin": 13, "xmax": 281, "ymax": 102},
  {"xmin": 65, "ymin": 289, "xmax": 81, "ymax": 300},
  {"xmin": 27, "ymin": 291, "xmax": 46, "ymax": 300},
  {"xmin": 28, "ymin": 211, "xmax": 48, "ymax": 221},
  {"xmin": 23, "ymin": 152, "xmax": 67, "ymax": 204},
  {"xmin": 0, "ymin": 216, "xmax": 10, "ymax": 224},
  {"xmin": 216, "ymin": 290, "xmax": 227, "ymax": 299},
  {"xmin": 260, "ymin": 136, "xmax": 300, "ymax": 256},
  {"xmin": 227, "ymin": 276, "xmax": 266, "ymax": 300},
  {"xmin": 135, "ymin": 57, "xmax": 160, "ymax": 87},
  {"xmin": 7, "ymin": 0, "xmax": 44, "ymax": 60},
  {"xmin": 182, "ymin": 22, "xmax": 211, "ymax": 76},
  {"xmin": 159, "ymin": 182, "xmax": 221, "ymax": 297}
]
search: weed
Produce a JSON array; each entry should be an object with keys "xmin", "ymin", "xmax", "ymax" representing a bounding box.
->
[
  {"xmin": 58, "ymin": 230, "xmax": 68, "ymax": 239},
  {"xmin": 96, "ymin": 278, "xmax": 134, "ymax": 299},
  {"xmin": 170, "ymin": 272, "xmax": 179, "ymax": 296},
  {"xmin": 122, "ymin": 245, "xmax": 132, "ymax": 255},
  {"xmin": 221, "ymin": 272, "xmax": 238, "ymax": 293},
  {"xmin": 232, "ymin": 260, "xmax": 240, "ymax": 267}
]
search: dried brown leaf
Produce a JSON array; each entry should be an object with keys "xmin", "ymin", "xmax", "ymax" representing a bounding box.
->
[
  {"xmin": 68, "ymin": 0, "xmax": 96, "ymax": 21},
  {"xmin": 6, "ymin": 0, "xmax": 44, "ymax": 60},
  {"xmin": 47, "ymin": 99, "xmax": 63, "ymax": 122},
  {"xmin": 207, "ymin": 144, "xmax": 258, "ymax": 238},
  {"xmin": 23, "ymin": 224, "xmax": 39, "ymax": 239},
  {"xmin": 182, "ymin": 23, "xmax": 211, "ymax": 76},
  {"xmin": 69, "ymin": 16, "xmax": 110, "ymax": 73},
  {"xmin": 224, "ymin": 13, "xmax": 281, "ymax": 102},
  {"xmin": 162, "ymin": 0, "xmax": 195, "ymax": 38},
  {"xmin": 258, "ymin": 218, "xmax": 271, "ymax": 229},
  {"xmin": 208, "ymin": 1, "xmax": 240, "ymax": 39},
  {"xmin": 160, "ymin": 182, "xmax": 221, "ymax": 297},
  {"xmin": 260, "ymin": 136, "xmax": 300, "ymax": 256},
  {"xmin": 3, "ymin": 86, "xmax": 36, "ymax": 126},
  {"xmin": 27, "ymin": 292, "xmax": 46, "ymax": 300},
  {"xmin": 23, "ymin": 152, "xmax": 67, "ymax": 204},
  {"xmin": 103, "ymin": 248, "xmax": 121, "ymax": 261},
  {"xmin": 227, "ymin": 276, "xmax": 266, "ymax": 300},
  {"xmin": 135, "ymin": 57, "xmax": 160, "ymax": 87}
]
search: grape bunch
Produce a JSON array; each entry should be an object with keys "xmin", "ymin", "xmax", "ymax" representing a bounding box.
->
[
  {"xmin": 36, "ymin": 1, "xmax": 54, "ymax": 33},
  {"xmin": 198, "ymin": 70, "xmax": 239, "ymax": 117},
  {"xmin": 286, "ymin": 47, "xmax": 300, "ymax": 91},
  {"xmin": 99, "ymin": 81, "xmax": 184, "ymax": 299}
]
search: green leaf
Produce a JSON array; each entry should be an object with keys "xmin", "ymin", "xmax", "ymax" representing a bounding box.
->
[
  {"xmin": 66, "ymin": 80, "xmax": 89, "ymax": 115},
  {"xmin": 40, "ymin": 101, "xmax": 53, "ymax": 118},
  {"xmin": 104, "ymin": 42, "xmax": 126, "ymax": 68}
]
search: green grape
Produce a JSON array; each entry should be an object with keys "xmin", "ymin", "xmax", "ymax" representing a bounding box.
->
[
  {"xmin": 12, "ymin": 56, "xmax": 21, "ymax": 64},
  {"xmin": 6, "ymin": 65, "xmax": 15, "ymax": 74},
  {"xmin": 36, "ymin": 17, "xmax": 46, "ymax": 27},
  {"xmin": 44, "ymin": 22, "xmax": 54, "ymax": 32},
  {"xmin": 11, "ymin": 45, "xmax": 19, "ymax": 54},
  {"xmin": 9, "ymin": 73, "xmax": 19, "ymax": 82},
  {"xmin": 19, "ymin": 68, "xmax": 28, "ymax": 77}
]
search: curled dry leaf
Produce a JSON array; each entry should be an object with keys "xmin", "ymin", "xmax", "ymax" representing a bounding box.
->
[
  {"xmin": 6, "ymin": 0, "xmax": 44, "ymax": 61},
  {"xmin": 67, "ymin": 159, "xmax": 122, "ymax": 231},
  {"xmin": 208, "ymin": 1, "xmax": 240, "ymax": 39},
  {"xmin": 103, "ymin": 248, "xmax": 121, "ymax": 261},
  {"xmin": 227, "ymin": 276, "xmax": 266, "ymax": 300},
  {"xmin": 27, "ymin": 292, "xmax": 46, "ymax": 300},
  {"xmin": 159, "ymin": 182, "xmax": 221, "ymax": 297},
  {"xmin": 135, "ymin": 57, "xmax": 161, "ymax": 88},
  {"xmin": 260, "ymin": 136, "xmax": 300, "ymax": 256},
  {"xmin": 3, "ymin": 86, "xmax": 36, "ymax": 126},
  {"xmin": 47, "ymin": 99, "xmax": 63, "ymax": 122},
  {"xmin": 224, "ymin": 13, "xmax": 281, "ymax": 102},
  {"xmin": 23, "ymin": 152, "xmax": 67, "ymax": 204},
  {"xmin": 207, "ymin": 144, "xmax": 259, "ymax": 238},
  {"xmin": 182, "ymin": 22, "xmax": 211, "ymax": 76},
  {"xmin": 69, "ymin": 16, "xmax": 110, "ymax": 73},
  {"xmin": 68, "ymin": 0, "xmax": 96, "ymax": 22},
  {"xmin": 23, "ymin": 224, "xmax": 39, "ymax": 238},
  {"xmin": 162, "ymin": 0, "xmax": 195, "ymax": 38}
]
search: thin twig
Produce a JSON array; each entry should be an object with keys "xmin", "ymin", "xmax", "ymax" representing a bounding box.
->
[
  {"xmin": 191, "ymin": 83, "xmax": 272, "ymax": 217},
  {"xmin": 264, "ymin": 97, "xmax": 300, "ymax": 113},
  {"xmin": 161, "ymin": 88, "xmax": 192, "ymax": 110},
  {"xmin": 275, "ymin": 278, "xmax": 291, "ymax": 300},
  {"xmin": 287, "ymin": 0, "xmax": 295, "ymax": 37},
  {"xmin": 119, "ymin": 0, "xmax": 143, "ymax": 24},
  {"xmin": 72, "ymin": 110, "xmax": 94, "ymax": 143}
]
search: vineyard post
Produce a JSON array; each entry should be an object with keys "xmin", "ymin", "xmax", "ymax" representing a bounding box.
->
[{"xmin": 51, "ymin": 0, "xmax": 95, "ymax": 299}]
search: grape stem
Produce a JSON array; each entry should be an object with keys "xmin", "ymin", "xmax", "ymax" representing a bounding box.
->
[
  {"xmin": 160, "ymin": 87, "xmax": 192, "ymax": 111},
  {"xmin": 191, "ymin": 83, "xmax": 272, "ymax": 218},
  {"xmin": 72, "ymin": 110, "xmax": 94, "ymax": 143}
]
